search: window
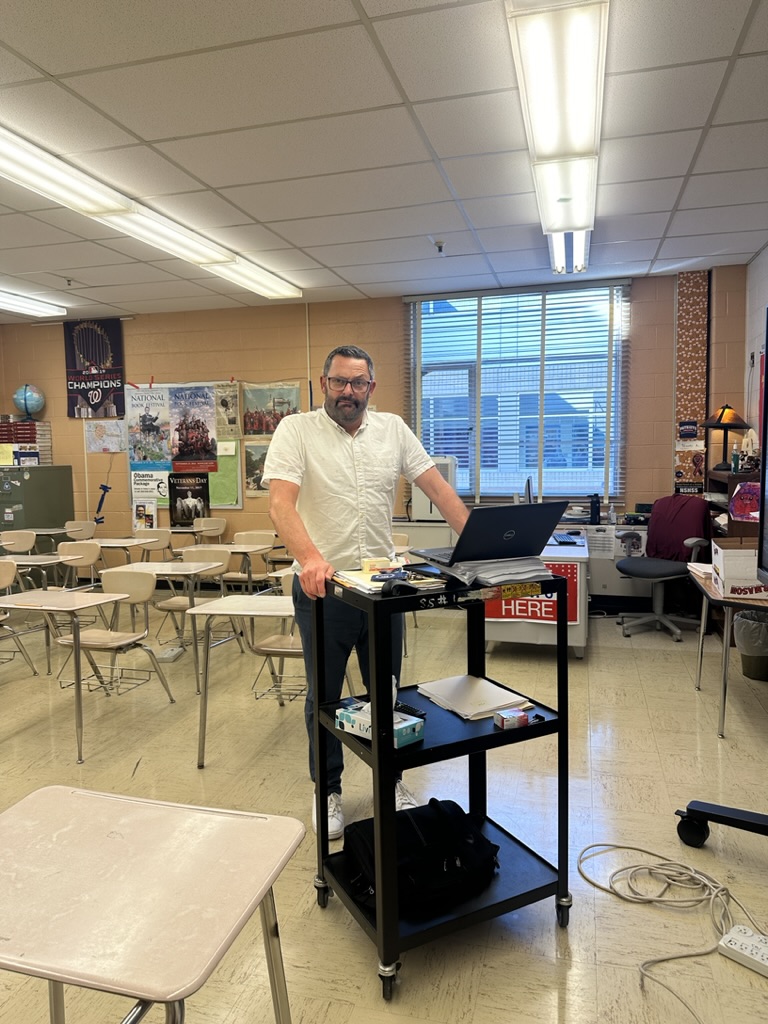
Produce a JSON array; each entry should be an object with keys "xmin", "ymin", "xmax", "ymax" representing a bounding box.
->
[{"xmin": 412, "ymin": 285, "xmax": 629, "ymax": 501}]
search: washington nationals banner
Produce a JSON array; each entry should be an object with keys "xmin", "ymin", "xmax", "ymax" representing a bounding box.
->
[{"xmin": 63, "ymin": 318, "xmax": 125, "ymax": 418}]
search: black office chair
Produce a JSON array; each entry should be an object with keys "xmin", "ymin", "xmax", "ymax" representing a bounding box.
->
[{"xmin": 615, "ymin": 494, "xmax": 710, "ymax": 641}]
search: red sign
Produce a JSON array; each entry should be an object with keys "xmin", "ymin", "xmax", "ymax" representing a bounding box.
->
[{"xmin": 485, "ymin": 563, "xmax": 579, "ymax": 624}]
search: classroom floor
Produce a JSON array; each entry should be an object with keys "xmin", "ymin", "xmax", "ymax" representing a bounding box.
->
[{"xmin": 1, "ymin": 599, "xmax": 767, "ymax": 1024}]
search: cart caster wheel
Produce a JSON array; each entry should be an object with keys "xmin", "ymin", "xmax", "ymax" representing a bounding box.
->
[
  {"xmin": 556, "ymin": 903, "xmax": 570, "ymax": 927},
  {"xmin": 317, "ymin": 887, "xmax": 329, "ymax": 908},
  {"xmin": 676, "ymin": 814, "xmax": 710, "ymax": 848},
  {"xmin": 378, "ymin": 961, "xmax": 400, "ymax": 1000},
  {"xmin": 381, "ymin": 975, "xmax": 394, "ymax": 1000}
]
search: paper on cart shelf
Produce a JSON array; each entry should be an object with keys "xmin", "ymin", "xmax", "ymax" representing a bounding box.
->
[{"xmin": 417, "ymin": 674, "xmax": 533, "ymax": 720}]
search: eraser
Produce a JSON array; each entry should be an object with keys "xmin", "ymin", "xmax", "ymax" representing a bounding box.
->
[{"xmin": 362, "ymin": 557, "xmax": 392, "ymax": 572}]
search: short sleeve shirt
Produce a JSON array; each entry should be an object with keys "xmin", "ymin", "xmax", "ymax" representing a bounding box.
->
[{"xmin": 262, "ymin": 407, "xmax": 433, "ymax": 569}]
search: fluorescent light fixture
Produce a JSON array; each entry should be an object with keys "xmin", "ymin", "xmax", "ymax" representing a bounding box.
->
[
  {"xmin": 506, "ymin": 0, "xmax": 609, "ymax": 161},
  {"xmin": 572, "ymin": 229, "xmax": 588, "ymax": 272},
  {"xmin": 204, "ymin": 258, "xmax": 303, "ymax": 300},
  {"xmin": 532, "ymin": 156, "xmax": 597, "ymax": 233},
  {"xmin": 0, "ymin": 126, "xmax": 302, "ymax": 300},
  {"xmin": 95, "ymin": 208, "xmax": 235, "ymax": 266},
  {"xmin": 0, "ymin": 290, "xmax": 67, "ymax": 317},
  {"xmin": 549, "ymin": 233, "xmax": 567, "ymax": 274},
  {"xmin": 0, "ymin": 126, "xmax": 133, "ymax": 216}
]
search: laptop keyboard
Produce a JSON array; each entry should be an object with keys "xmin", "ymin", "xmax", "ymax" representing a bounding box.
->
[{"xmin": 424, "ymin": 547, "xmax": 453, "ymax": 561}]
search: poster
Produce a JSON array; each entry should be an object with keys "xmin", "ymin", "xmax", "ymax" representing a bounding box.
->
[
  {"xmin": 64, "ymin": 318, "xmax": 125, "ymax": 418},
  {"xmin": 85, "ymin": 420, "xmax": 127, "ymax": 453},
  {"xmin": 127, "ymin": 388, "xmax": 172, "ymax": 469},
  {"xmin": 131, "ymin": 469, "xmax": 169, "ymax": 508},
  {"xmin": 169, "ymin": 385, "xmax": 217, "ymax": 472},
  {"xmin": 168, "ymin": 472, "xmax": 210, "ymax": 527},
  {"xmin": 244, "ymin": 440, "xmax": 270, "ymax": 495},
  {"xmin": 215, "ymin": 381, "xmax": 241, "ymax": 439},
  {"xmin": 133, "ymin": 498, "xmax": 157, "ymax": 532},
  {"xmin": 242, "ymin": 381, "xmax": 300, "ymax": 436}
]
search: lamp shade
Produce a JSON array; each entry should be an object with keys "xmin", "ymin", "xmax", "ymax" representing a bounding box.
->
[{"xmin": 701, "ymin": 404, "xmax": 750, "ymax": 430}]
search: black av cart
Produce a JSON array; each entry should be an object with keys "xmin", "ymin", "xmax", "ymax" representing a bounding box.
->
[{"xmin": 312, "ymin": 574, "xmax": 571, "ymax": 999}]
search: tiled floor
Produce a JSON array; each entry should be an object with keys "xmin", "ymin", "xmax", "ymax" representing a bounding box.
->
[{"xmin": 1, "ymin": 601, "xmax": 767, "ymax": 1023}]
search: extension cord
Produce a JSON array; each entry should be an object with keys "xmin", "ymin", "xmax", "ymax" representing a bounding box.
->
[{"xmin": 718, "ymin": 924, "xmax": 768, "ymax": 977}]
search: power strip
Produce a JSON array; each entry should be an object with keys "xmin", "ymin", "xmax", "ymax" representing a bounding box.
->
[{"xmin": 718, "ymin": 924, "xmax": 768, "ymax": 977}]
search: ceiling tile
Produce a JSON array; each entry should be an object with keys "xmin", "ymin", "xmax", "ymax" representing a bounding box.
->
[
  {"xmin": 462, "ymin": 195, "xmax": 540, "ymax": 230},
  {"xmin": 222, "ymin": 164, "xmax": 450, "ymax": 222},
  {"xmin": 0, "ymin": 47, "xmax": 43, "ymax": 86},
  {"xmin": 0, "ymin": 242, "xmax": 134, "ymax": 274},
  {"xmin": 588, "ymin": 239, "xmax": 660, "ymax": 263},
  {"xmin": 362, "ymin": 272, "xmax": 501, "ymax": 297},
  {"xmin": 202, "ymin": 224, "xmax": 293, "ymax": 252},
  {"xmin": 305, "ymin": 232, "xmax": 479, "ymax": 266},
  {"xmin": 596, "ymin": 178, "xmax": 683, "ymax": 217},
  {"xmin": 372, "ymin": 3, "xmax": 515, "ymax": 101},
  {"xmin": 74, "ymin": 280, "xmax": 218, "ymax": 303},
  {"xmin": 694, "ymin": 123, "xmax": 768, "ymax": 173},
  {"xmin": 414, "ymin": 92, "xmax": 526, "ymax": 158},
  {"xmin": 603, "ymin": 63, "xmax": 727, "ymax": 138},
  {"xmin": 64, "ymin": 28, "xmax": 402, "ymax": 138},
  {"xmin": 0, "ymin": 213, "xmax": 81, "ymax": 247},
  {"xmin": 487, "ymin": 248, "xmax": 551, "ymax": 273},
  {"xmin": 341, "ymin": 253, "xmax": 491, "ymax": 285},
  {"xmin": 658, "ymin": 230, "xmax": 768, "ymax": 259},
  {"xmin": 592, "ymin": 212, "xmax": 672, "ymax": 244},
  {"xmin": 668, "ymin": 203, "xmax": 768, "ymax": 236},
  {"xmin": 475, "ymin": 224, "xmax": 546, "ymax": 253},
  {"xmin": 157, "ymin": 109, "xmax": 431, "ymax": 188},
  {"xmin": 68, "ymin": 146, "xmax": 202, "ymax": 197},
  {"xmin": 678, "ymin": 168, "xmax": 768, "ymax": 209},
  {"xmin": 267, "ymin": 203, "xmax": 467, "ymax": 247},
  {"xmin": 598, "ymin": 131, "xmax": 701, "ymax": 183},
  {"xmin": 713, "ymin": 54, "xmax": 768, "ymax": 124},
  {"xmin": 0, "ymin": 81, "xmax": 134, "ymax": 151},
  {"xmin": 147, "ymin": 191, "xmax": 253, "ymax": 229},
  {"xmin": 0, "ymin": 1, "xmax": 358, "ymax": 73},
  {"xmin": 442, "ymin": 152, "xmax": 534, "ymax": 200}
]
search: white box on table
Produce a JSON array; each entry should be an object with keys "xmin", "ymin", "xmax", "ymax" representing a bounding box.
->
[
  {"xmin": 711, "ymin": 538, "xmax": 768, "ymax": 599},
  {"xmin": 335, "ymin": 700, "xmax": 425, "ymax": 747}
]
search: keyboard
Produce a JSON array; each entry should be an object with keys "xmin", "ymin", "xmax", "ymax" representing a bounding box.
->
[{"xmin": 552, "ymin": 532, "xmax": 580, "ymax": 545}]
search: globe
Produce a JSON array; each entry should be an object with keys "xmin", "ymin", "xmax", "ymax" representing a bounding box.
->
[{"xmin": 13, "ymin": 384, "xmax": 46, "ymax": 418}]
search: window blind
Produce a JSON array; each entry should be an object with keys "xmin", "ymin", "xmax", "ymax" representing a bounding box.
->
[{"xmin": 412, "ymin": 284, "xmax": 630, "ymax": 502}]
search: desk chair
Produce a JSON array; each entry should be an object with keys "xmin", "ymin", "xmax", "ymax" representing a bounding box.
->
[
  {"xmin": 64, "ymin": 519, "xmax": 96, "ymax": 540},
  {"xmin": 0, "ymin": 560, "xmax": 39, "ymax": 676},
  {"xmin": 223, "ymin": 530, "xmax": 277, "ymax": 593},
  {"xmin": 0, "ymin": 529, "xmax": 41, "ymax": 588},
  {"xmin": 57, "ymin": 568, "xmax": 175, "ymax": 700},
  {"xmin": 193, "ymin": 516, "xmax": 227, "ymax": 543},
  {"xmin": 616, "ymin": 494, "xmax": 710, "ymax": 641},
  {"xmin": 154, "ymin": 545, "xmax": 241, "ymax": 651},
  {"xmin": 55, "ymin": 540, "xmax": 103, "ymax": 589},
  {"xmin": 135, "ymin": 527, "xmax": 176, "ymax": 562}
]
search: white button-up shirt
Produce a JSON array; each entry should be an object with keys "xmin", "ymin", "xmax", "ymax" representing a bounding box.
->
[{"xmin": 262, "ymin": 407, "xmax": 433, "ymax": 569}]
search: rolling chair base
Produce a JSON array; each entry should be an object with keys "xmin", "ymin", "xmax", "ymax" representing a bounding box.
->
[{"xmin": 617, "ymin": 610, "xmax": 698, "ymax": 641}]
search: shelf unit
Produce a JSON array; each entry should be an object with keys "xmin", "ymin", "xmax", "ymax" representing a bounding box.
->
[
  {"xmin": 707, "ymin": 469, "xmax": 759, "ymax": 537},
  {"xmin": 311, "ymin": 575, "xmax": 571, "ymax": 1000}
]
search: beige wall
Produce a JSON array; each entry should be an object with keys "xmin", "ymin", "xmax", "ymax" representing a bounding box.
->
[{"xmin": 0, "ymin": 273, "xmax": 749, "ymax": 533}]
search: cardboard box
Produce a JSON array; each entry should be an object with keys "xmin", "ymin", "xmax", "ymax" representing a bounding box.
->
[
  {"xmin": 335, "ymin": 700, "xmax": 425, "ymax": 748},
  {"xmin": 711, "ymin": 538, "xmax": 768, "ymax": 599}
]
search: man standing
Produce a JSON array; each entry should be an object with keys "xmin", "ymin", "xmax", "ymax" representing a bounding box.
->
[{"xmin": 263, "ymin": 345, "xmax": 468, "ymax": 839}]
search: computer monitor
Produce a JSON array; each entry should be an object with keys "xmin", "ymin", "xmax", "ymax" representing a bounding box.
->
[{"xmin": 524, "ymin": 475, "xmax": 534, "ymax": 504}]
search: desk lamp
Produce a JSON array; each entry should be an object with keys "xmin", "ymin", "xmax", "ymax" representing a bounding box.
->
[{"xmin": 701, "ymin": 404, "xmax": 750, "ymax": 471}]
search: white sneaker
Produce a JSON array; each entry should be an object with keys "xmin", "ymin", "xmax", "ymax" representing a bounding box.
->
[
  {"xmin": 312, "ymin": 792, "xmax": 344, "ymax": 840},
  {"xmin": 395, "ymin": 780, "xmax": 419, "ymax": 812}
]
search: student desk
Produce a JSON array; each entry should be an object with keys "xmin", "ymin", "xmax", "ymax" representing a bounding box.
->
[
  {"xmin": 0, "ymin": 589, "xmax": 124, "ymax": 762},
  {"xmin": 0, "ymin": 786, "xmax": 305, "ymax": 1024},
  {"xmin": 689, "ymin": 569, "xmax": 768, "ymax": 737}
]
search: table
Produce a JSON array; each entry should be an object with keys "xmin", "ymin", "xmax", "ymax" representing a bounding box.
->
[
  {"xmin": 0, "ymin": 786, "xmax": 305, "ymax": 1024},
  {"xmin": 187, "ymin": 593, "xmax": 295, "ymax": 767},
  {"xmin": 95, "ymin": 537, "xmax": 143, "ymax": 565},
  {"xmin": 689, "ymin": 569, "xmax": 768, "ymax": 737},
  {"xmin": 31, "ymin": 526, "xmax": 68, "ymax": 552},
  {"xmin": 0, "ymin": 589, "xmax": 124, "ymax": 762},
  {"xmin": 220, "ymin": 541, "xmax": 274, "ymax": 592},
  {"xmin": 109, "ymin": 560, "xmax": 226, "ymax": 682},
  {"xmin": 0, "ymin": 552, "xmax": 78, "ymax": 589}
]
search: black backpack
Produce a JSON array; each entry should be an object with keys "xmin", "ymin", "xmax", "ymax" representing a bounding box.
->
[{"xmin": 343, "ymin": 798, "xmax": 500, "ymax": 920}]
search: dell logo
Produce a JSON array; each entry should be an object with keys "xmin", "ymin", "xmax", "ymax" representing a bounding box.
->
[{"xmin": 503, "ymin": 529, "xmax": 516, "ymax": 540}]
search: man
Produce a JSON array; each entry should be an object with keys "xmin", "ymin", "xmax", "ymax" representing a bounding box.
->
[{"xmin": 263, "ymin": 345, "xmax": 468, "ymax": 839}]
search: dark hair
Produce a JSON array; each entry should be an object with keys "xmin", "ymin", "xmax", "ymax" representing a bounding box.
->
[{"xmin": 322, "ymin": 345, "xmax": 374, "ymax": 379}]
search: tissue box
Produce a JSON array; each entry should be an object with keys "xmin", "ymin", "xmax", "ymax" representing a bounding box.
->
[
  {"xmin": 335, "ymin": 700, "xmax": 425, "ymax": 747},
  {"xmin": 711, "ymin": 538, "xmax": 768, "ymax": 599}
]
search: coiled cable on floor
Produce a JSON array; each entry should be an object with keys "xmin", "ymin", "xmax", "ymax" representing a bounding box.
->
[{"xmin": 578, "ymin": 842, "xmax": 767, "ymax": 1024}]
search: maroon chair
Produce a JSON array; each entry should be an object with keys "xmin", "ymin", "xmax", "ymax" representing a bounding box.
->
[{"xmin": 615, "ymin": 494, "xmax": 711, "ymax": 641}]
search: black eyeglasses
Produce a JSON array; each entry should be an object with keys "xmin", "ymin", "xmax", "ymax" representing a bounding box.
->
[{"xmin": 325, "ymin": 376, "xmax": 372, "ymax": 394}]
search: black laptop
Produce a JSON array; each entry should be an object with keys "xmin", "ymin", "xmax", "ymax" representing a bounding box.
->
[{"xmin": 410, "ymin": 501, "xmax": 569, "ymax": 566}]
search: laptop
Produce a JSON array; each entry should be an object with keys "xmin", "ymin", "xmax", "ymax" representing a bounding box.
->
[{"xmin": 410, "ymin": 501, "xmax": 569, "ymax": 566}]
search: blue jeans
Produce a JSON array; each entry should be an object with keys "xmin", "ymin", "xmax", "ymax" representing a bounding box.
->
[{"xmin": 293, "ymin": 575, "xmax": 403, "ymax": 795}]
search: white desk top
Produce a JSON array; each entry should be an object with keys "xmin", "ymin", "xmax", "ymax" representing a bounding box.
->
[
  {"xmin": 105, "ymin": 560, "xmax": 223, "ymax": 575},
  {"xmin": 0, "ymin": 553, "xmax": 76, "ymax": 566},
  {"xmin": 187, "ymin": 593, "xmax": 294, "ymax": 618},
  {"xmin": 0, "ymin": 786, "xmax": 305, "ymax": 1001},
  {"xmin": 94, "ymin": 537, "xmax": 143, "ymax": 548},
  {"xmin": 0, "ymin": 589, "xmax": 122, "ymax": 612}
]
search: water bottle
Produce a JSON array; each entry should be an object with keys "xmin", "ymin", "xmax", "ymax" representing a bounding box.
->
[{"xmin": 608, "ymin": 504, "xmax": 617, "ymax": 525}]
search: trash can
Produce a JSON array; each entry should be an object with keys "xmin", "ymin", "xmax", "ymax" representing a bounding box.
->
[{"xmin": 733, "ymin": 610, "xmax": 768, "ymax": 680}]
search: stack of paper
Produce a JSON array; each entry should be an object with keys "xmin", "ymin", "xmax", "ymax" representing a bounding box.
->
[
  {"xmin": 417, "ymin": 674, "xmax": 533, "ymax": 720},
  {"xmin": 333, "ymin": 570, "xmax": 443, "ymax": 594},
  {"xmin": 439, "ymin": 556, "xmax": 549, "ymax": 586}
]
